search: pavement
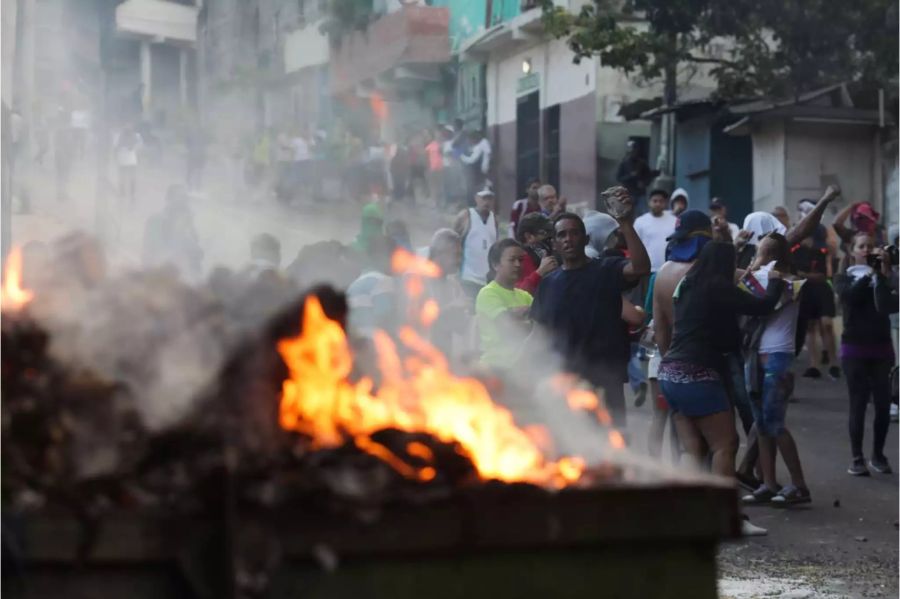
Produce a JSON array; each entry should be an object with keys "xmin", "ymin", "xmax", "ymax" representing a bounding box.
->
[
  {"xmin": 621, "ymin": 354, "xmax": 899, "ymax": 599},
  {"xmin": 8, "ymin": 156, "xmax": 899, "ymax": 599}
]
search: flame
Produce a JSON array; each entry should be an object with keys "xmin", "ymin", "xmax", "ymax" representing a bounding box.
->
[
  {"xmin": 276, "ymin": 249, "xmax": 625, "ymax": 488},
  {"xmin": 277, "ymin": 295, "xmax": 586, "ymax": 487},
  {"xmin": 370, "ymin": 92, "xmax": 389, "ymax": 128},
  {"xmin": 2, "ymin": 247, "xmax": 34, "ymax": 311}
]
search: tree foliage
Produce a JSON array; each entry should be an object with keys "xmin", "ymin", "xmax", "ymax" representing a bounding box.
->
[{"xmin": 541, "ymin": 0, "xmax": 898, "ymax": 100}]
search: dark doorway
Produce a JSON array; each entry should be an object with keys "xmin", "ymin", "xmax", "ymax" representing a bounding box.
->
[
  {"xmin": 516, "ymin": 91, "xmax": 540, "ymax": 199},
  {"xmin": 544, "ymin": 104, "xmax": 560, "ymax": 192}
]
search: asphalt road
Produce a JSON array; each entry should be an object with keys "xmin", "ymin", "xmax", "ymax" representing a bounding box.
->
[{"xmin": 621, "ymin": 354, "xmax": 899, "ymax": 599}]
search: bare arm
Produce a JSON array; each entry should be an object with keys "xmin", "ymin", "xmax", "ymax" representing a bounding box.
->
[
  {"xmin": 786, "ymin": 185, "xmax": 839, "ymax": 245},
  {"xmin": 653, "ymin": 285, "xmax": 672, "ymax": 355},
  {"xmin": 452, "ymin": 209, "xmax": 469, "ymax": 238},
  {"xmin": 621, "ymin": 298, "xmax": 645, "ymax": 328},
  {"xmin": 619, "ymin": 220, "xmax": 651, "ymax": 282}
]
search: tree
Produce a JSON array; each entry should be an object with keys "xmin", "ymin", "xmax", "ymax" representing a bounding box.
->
[{"xmin": 541, "ymin": 0, "xmax": 898, "ymax": 101}]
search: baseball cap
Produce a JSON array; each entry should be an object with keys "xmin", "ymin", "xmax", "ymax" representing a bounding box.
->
[
  {"xmin": 476, "ymin": 187, "xmax": 495, "ymax": 198},
  {"xmin": 667, "ymin": 210, "xmax": 712, "ymax": 242}
]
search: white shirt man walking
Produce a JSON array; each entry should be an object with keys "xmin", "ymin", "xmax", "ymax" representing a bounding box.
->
[
  {"xmin": 633, "ymin": 188, "xmax": 677, "ymax": 273},
  {"xmin": 453, "ymin": 187, "xmax": 499, "ymax": 300}
]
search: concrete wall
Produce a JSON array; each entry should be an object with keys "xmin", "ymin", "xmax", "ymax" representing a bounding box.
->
[
  {"xmin": 485, "ymin": 37, "xmax": 596, "ymax": 213},
  {"xmin": 784, "ymin": 121, "xmax": 878, "ymax": 212},
  {"xmin": 750, "ymin": 119, "xmax": 880, "ymax": 218},
  {"xmin": 749, "ymin": 120, "xmax": 786, "ymax": 214}
]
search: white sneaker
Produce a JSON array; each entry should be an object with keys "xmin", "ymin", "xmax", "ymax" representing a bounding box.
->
[{"xmin": 741, "ymin": 517, "xmax": 768, "ymax": 537}]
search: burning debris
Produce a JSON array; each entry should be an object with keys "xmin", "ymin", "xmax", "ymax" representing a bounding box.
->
[{"xmin": 0, "ymin": 239, "xmax": 641, "ymax": 599}]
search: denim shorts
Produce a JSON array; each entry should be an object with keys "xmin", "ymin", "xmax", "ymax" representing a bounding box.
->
[
  {"xmin": 748, "ymin": 352, "xmax": 793, "ymax": 436},
  {"xmin": 659, "ymin": 379, "xmax": 731, "ymax": 418}
]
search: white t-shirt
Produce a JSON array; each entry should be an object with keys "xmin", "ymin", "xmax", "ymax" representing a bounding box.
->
[
  {"xmin": 754, "ymin": 268, "xmax": 802, "ymax": 355},
  {"xmin": 115, "ymin": 132, "xmax": 143, "ymax": 166},
  {"xmin": 291, "ymin": 137, "xmax": 310, "ymax": 162},
  {"xmin": 727, "ymin": 222, "xmax": 740, "ymax": 240},
  {"xmin": 462, "ymin": 138, "xmax": 491, "ymax": 174},
  {"xmin": 634, "ymin": 211, "xmax": 677, "ymax": 272}
]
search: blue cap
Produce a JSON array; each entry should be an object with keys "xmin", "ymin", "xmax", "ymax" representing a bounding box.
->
[{"xmin": 667, "ymin": 209, "xmax": 712, "ymax": 242}]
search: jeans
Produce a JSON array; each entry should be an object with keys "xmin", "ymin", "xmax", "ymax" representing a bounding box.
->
[
  {"xmin": 724, "ymin": 352, "xmax": 754, "ymax": 435},
  {"xmin": 843, "ymin": 357, "xmax": 893, "ymax": 459},
  {"xmin": 749, "ymin": 352, "xmax": 793, "ymax": 437},
  {"xmin": 627, "ymin": 343, "xmax": 646, "ymax": 392}
]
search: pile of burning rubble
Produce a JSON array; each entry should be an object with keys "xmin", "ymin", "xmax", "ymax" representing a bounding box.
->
[{"xmin": 1, "ymin": 239, "xmax": 626, "ymax": 527}]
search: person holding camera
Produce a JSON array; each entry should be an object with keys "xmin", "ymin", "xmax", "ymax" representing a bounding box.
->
[{"xmin": 835, "ymin": 232, "xmax": 898, "ymax": 476}]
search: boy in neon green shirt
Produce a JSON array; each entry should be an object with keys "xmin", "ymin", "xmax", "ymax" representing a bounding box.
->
[{"xmin": 476, "ymin": 239, "xmax": 533, "ymax": 369}]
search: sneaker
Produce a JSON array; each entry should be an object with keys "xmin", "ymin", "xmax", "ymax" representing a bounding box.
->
[
  {"xmin": 870, "ymin": 456, "xmax": 893, "ymax": 474},
  {"xmin": 848, "ymin": 458, "xmax": 870, "ymax": 476},
  {"xmin": 802, "ymin": 367, "xmax": 822, "ymax": 379},
  {"xmin": 771, "ymin": 485, "xmax": 812, "ymax": 506},
  {"xmin": 634, "ymin": 382, "xmax": 648, "ymax": 407},
  {"xmin": 891, "ymin": 403, "xmax": 898, "ymax": 423},
  {"xmin": 740, "ymin": 515, "xmax": 768, "ymax": 536},
  {"xmin": 742, "ymin": 485, "xmax": 780, "ymax": 505},
  {"xmin": 828, "ymin": 366, "xmax": 841, "ymax": 380},
  {"xmin": 735, "ymin": 471, "xmax": 761, "ymax": 492}
]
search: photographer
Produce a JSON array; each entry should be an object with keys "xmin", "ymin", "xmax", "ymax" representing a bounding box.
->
[{"xmin": 834, "ymin": 233, "xmax": 898, "ymax": 476}]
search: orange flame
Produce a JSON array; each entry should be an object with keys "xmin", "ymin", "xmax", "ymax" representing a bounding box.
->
[
  {"xmin": 392, "ymin": 247, "xmax": 442, "ymax": 278},
  {"xmin": 370, "ymin": 92, "xmax": 389, "ymax": 127},
  {"xmin": 277, "ymin": 296, "xmax": 585, "ymax": 487},
  {"xmin": 2, "ymin": 247, "xmax": 34, "ymax": 311}
]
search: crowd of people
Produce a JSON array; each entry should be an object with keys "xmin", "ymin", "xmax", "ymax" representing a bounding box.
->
[
  {"xmin": 294, "ymin": 178, "xmax": 895, "ymax": 537},
  {"xmin": 15, "ymin": 104, "xmax": 897, "ymax": 538},
  {"xmin": 234, "ymin": 118, "xmax": 492, "ymax": 211}
]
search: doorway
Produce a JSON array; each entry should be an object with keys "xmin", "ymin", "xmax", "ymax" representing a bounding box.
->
[
  {"xmin": 516, "ymin": 91, "xmax": 540, "ymax": 199},
  {"xmin": 544, "ymin": 104, "xmax": 560, "ymax": 192}
]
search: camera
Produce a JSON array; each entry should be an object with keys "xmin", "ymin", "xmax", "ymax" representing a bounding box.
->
[{"xmin": 866, "ymin": 245, "xmax": 899, "ymax": 269}]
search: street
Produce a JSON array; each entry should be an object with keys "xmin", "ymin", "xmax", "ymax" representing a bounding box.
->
[{"xmin": 9, "ymin": 158, "xmax": 899, "ymax": 599}]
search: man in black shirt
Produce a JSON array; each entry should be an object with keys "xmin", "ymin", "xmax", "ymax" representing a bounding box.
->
[{"xmin": 530, "ymin": 199, "xmax": 650, "ymax": 425}]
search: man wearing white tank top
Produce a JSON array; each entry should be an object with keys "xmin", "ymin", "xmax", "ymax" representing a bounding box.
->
[{"xmin": 453, "ymin": 188, "xmax": 499, "ymax": 300}]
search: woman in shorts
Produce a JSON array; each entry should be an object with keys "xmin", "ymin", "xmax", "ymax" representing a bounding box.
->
[{"xmin": 658, "ymin": 242, "xmax": 785, "ymax": 477}]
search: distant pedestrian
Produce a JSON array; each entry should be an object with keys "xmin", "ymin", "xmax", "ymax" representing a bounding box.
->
[
  {"xmin": 791, "ymin": 211, "xmax": 839, "ymax": 381},
  {"xmin": 347, "ymin": 234, "xmax": 398, "ymax": 337},
  {"xmin": 460, "ymin": 130, "xmax": 491, "ymax": 200},
  {"xmin": 514, "ymin": 212, "xmax": 557, "ymax": 294},
  {"xmin": 509, "ymin": 177, "xmax": 542, "ymax": 238},
  {"xmin": 836, "ymin": 232, "xmax": 897, "ymax": 476},
  {"xmin": 537, "ymin": 184, "xmax": 562, "ymax": 218},
  {"xmin": 670, "ymin": 189, "xmax": 689, "ymax": 216},
  {"xmin": 634, "ymin": 189, "xmax": 677, "ymax": 273},
  {"xmin": 616, "ymin": 140, "xmax": 656, "ymax": 214},
  {"xmin": 424, "ymin": 229, "xmax": 470, "ymax": 359},
  {"xmin": 709, "ymin": 198, "xmax": 740, "ymax": 240},
  {"xmin": 142, "ymin": 185, "xmax": 203, "ymax": 281},
  {"xmin": 424, "ymin": 128, "xmax": 444, "ymax": 206},
  {"xmin": 185, "ymin": 125, "xmax": 207, "ymax": 192},
  {"xmin": 454, "ymin": 188, "xmax": 499, "ymax": 300},
  {"xmin": 114, "ymin": 125, "xmax": 143, "ymax": 207}
]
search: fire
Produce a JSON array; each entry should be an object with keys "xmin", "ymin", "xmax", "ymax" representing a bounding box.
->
[
  {"xmin": 278, "ymin": 296, "xmax": 588, "ymax": 487},
  {"xmin": 276, "ymin": 249, "xmax": 624, "ymax": 488},
  {"xmin": 2, "ymin": 247, "xmax": 34, "ymax": 311}
]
